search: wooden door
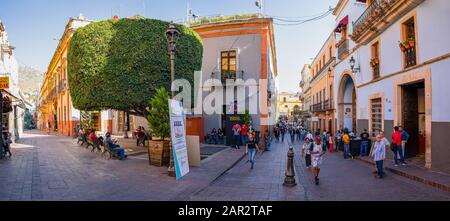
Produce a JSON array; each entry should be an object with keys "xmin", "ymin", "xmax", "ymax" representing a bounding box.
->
[{"xmin": 402, "ymin": 86, "xmax": 419, "ymax": 158}]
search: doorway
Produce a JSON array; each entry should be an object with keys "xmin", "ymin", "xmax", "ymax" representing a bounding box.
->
[
  {"xmin": 401, "ymin": 81, "xmax": 425, "ymax": 159},
  {"xmin": 338, "ymin": 73, "xmax": 357, "ymax": 132}
]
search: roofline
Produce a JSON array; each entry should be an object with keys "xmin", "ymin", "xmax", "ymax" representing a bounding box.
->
[
  {"xmin": 191, "ymin": 17, "xmax": 273, "ymax": 30},
  {"xmin": 333, "ymin": 0, "xmax": 348, "ymax": 17},
  {"xmin": 310, "ymin": 32, "xmax": 335, "ymax": 65}
]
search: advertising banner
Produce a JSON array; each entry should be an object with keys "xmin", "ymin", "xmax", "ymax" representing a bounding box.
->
[{"xmin": 169, "ymin": 99, "xmax": 190, "ymax": 180}]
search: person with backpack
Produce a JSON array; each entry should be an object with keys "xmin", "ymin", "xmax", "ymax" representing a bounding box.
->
[
  {"xmin": 301, "ymin": 138, "xmax": 313, "ymax": 168},
  {"xmin": 399, "ymin": 126, "xmax": 409, "ymax": 161},
  {"xmin": 360, "ymin": 129, "xmax": 370, "ymax": 157},
  {"xmin": 392, "ymin": 126, "xmax": 406, "ymax": 166}
]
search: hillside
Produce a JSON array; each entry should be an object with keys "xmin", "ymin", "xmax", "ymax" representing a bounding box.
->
[{"xmin": 18, "ymin": 65, "xmax": 43, "ymax": 104}]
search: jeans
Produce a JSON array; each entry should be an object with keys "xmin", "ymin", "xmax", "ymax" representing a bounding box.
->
[
  {"xmin": 234, "ymin": 135, "xmax": 241, "ymax": 147},
  {"xmin": 360, "ymin": 141, "xmax": 369, "ymax": 156},
  {"xmin": 281, "ymin": 133, "xmax": 285, "ymax": 142},
  {"xmin": 112, "ymin": 146, "xmax": 125, "ymax": 158},
  {"xmin": 248, "ymin": 148, "xmax": 256, "ymax": 163},
  {"xmin": 241, "ymin": 135, "xmax": 247, "ymax": 146},
  {"xmin": 401, "ymin": 140, "xmax": 407, "ymax": 159},
  {"xmin": 376, "ymin": 160, "xmax": 384, "ymax": 177},
  {"xmin": 323, "ymin": 141, "xmax": 327, "ymax": 152},
  {"xmin": 266, "ymin": 140, "xmax": 271, "ymax": 151},
  {"xmin": 344, "ymin": 143, "xmax": 350, "ymax": 159},
  {"xmin": 218, "ymin": 136, "xmax": 224, "ymax": 144},
  {"xmin": 393, "ymin": 146, "xmax": 405, "ymax": 164}
]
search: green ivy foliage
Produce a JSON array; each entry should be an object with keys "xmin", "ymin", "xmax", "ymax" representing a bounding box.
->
[
  {"xmin": 147, "ymin": 87, "xmax": 170, "ymax": 140},
  {"xmin": 67, "ymin": 18, "xmax": 203, "ymax": 117}
]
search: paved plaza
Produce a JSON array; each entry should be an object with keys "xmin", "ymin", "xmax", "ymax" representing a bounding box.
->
[{"xmin": 0, "ymin": 130, "xmax": 449, "ymax": 201}]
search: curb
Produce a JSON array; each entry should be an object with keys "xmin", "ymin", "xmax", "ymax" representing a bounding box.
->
[{"xmin": 354, "ymin": 157, "xmax": 450, "ymax": 193}]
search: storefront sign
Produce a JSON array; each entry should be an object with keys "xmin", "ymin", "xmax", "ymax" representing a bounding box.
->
[
  {"xmin": 169, "ymin": 99, "xmax": 190, "ymax": 180},
  {"xmin": 309, "ymin": 117, "xmax": 319, "ymax": 122},
  {"xmin": 0, "ymin": 76, "xmax": 9, "ymax": 89}
]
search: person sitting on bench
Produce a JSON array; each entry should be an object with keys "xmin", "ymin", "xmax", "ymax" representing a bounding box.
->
[{"xmin": 105, "ymin": 132, "xmax": 127, "ymax": 160}]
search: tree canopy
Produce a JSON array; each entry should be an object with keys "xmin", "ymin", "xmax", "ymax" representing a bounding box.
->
[{"xmin": 67, "ymin": 18, "xmax": 203, "ymax": 117}]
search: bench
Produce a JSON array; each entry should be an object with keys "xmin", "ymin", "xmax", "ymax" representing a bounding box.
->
[
  {"xmin": 87, "ymin": 137, "xmax": 103, "ymax": 152},
  {"xmin": 77, "ymin": 134, "xmax": 87, "ymax": 146},
  {"xmin": 102, "ymin": 141, "xmax": 119, "ymax": 159}
]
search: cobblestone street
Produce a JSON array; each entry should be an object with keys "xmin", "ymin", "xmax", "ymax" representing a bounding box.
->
[{"xmin": 0, "ymin": 131, "xmax": 449, "ymax": 201}]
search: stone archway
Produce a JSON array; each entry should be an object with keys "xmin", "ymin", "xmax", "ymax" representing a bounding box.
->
[{"xmin": 337, "ymin": 71, "xmax": 357, "ymax": 132}]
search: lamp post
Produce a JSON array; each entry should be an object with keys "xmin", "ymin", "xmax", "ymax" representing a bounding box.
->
[
  {"xmin": 349, "ymin": 56, "xmax": 360, "ymax": 73},
  {"xmin": 166, "ymin": 22, "xmax": 180, "ymax": 177}
]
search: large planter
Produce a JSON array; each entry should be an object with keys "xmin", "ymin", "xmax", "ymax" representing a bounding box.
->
[{"xmin": 148, "ymin": 140, "xmax": 171, "ymax": 167}]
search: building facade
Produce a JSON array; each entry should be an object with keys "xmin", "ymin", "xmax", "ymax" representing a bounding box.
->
[
  {"xmin": 37, "ymin": 16, "xmax": 91, "ymax": 136},
  {"xmin": 0, "ymin": 20, "xmax": 25, "ymax": 141},
  {"xmin": 332, "ymin": 0, "xmax": 450, "ymax": 173},
  {"xmin": 309, "ymin": 33, "xmax": 336, "ymax": 134},
  {"xmin": 191, "ymin": 16, "xmax": 278, "ymax": 141},
  {"xmin": 299, "ymin": 64, "xmax": 312, "ymax": 127},
  {"xmin": 276, "ymin": 92, "xmax": 302, "ymax": 120}
]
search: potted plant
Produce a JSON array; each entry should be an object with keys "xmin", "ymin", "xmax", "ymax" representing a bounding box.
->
[
  {"xmin": 147, "ymin": 87, "xmax": 171, "ymax": 167},
  {"xmin": 408, "ymin": 37, "xmax": 415, "ymax": 47},
  {"xmin": 399, "ymin": 41, "xmax": 406, "ymax": 52},
  {"xmin": 382, "ymin": 0, "xmax": 389, "ymax": 8}
]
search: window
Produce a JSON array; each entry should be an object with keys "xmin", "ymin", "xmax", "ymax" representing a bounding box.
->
[
  {"xmin": 283, "ymin": 97, "xmax": 286, "ymax": 102},
  {"xmin": 329, "ymin": 47, "xmax": 332, "ymax": 60},
  {"xmin": 370, "ymin": 98, "xmax": 382, "ymax": 137},
  {"xmin": 371, "ymin": 41, "xmax": 380, "ymax": 79},
  {"xmin": 221, "ymin": 50, "xmax": 237, "ymax": 79},
  {"xmin": 401, "ymin": 17, "xmax": 417, "ymax": 68},
  {"xmin": 323, "ymin": 55, "xmax": 326, "ymax": 66}
]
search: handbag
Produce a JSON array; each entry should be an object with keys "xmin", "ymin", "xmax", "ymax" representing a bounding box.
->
[{"xmin": 390, "ymin": 142, "xmax": 397, "ymax": 152}]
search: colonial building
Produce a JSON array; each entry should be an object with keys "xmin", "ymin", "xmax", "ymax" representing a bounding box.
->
[
  {"xmin": 0, "ymin": 20, "xmax": 26, "ymax": 141},
  {"xmin": 276, "ymin": 92, "xmax": 302, "ymax": 120},
  {"xmin": 332, "ymin": 0, "xmax": 450, "ymax": 173},
  {"xmin": 299, "ymin": 64, "xmax": 312, "ymax": 127},
  {"xmin": 37, "ymin": 15, "xmax": 91, "ymax": 136},
  {"xmin": 309, "ymin": 33, "xmax": 336, "ymax": 134},
  {"xmin": 191, "ymin": 15, "xmax": 278, "ymax": 143}
]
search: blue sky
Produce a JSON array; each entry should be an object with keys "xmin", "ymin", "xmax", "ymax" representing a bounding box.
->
[{"xmin": 0, "ymin": 0, "xmax": 338, "ymax": 92}]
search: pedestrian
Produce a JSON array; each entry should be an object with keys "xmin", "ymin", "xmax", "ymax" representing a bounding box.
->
[
  {"xmin": 399, "ymin": 126, "xmax": 409, "ymax": 160},
  {"xmin": 392, "ymin": 126, "xmax": 406, "ymax": 166},
  {"xmin": 274, "ymin": 127, "xmax": 279, "ymax": 142},
  {"xmin": 232, "ymin": 123, "xmax": 241, "ymax": 149},
  {"xmin": 311, "ymin": 136, "xmax": 324, "ymax": 185},
  {"xmin": 360, "ymin": 129, "xmax": 370, "ymax": 157},
  {"xmin": 46, "ymin": 121, "xmax": 51, "ymax": 135},
  {"xmin": 342, "ymin": 130, "xmax": 351, "ymax": 160},
  {"xmin": 322, "ymin": 130, "xmax": 328, "ymax": 152},
  {"xmin": 335, "ymin": 130, "xmax": 342, "ymax": 152},
  {"xmin": 264, "ymin": 130, "xmax": 272, "ymax": 151},
  {"xmin": 371, "ymin": 135, "xmax": 386, "ymax": 179},
  {"xmin": 246, "ymin": 133, "xmax": 260, "ymax": 169},
  {"xmin": 301, "ymin": 138, "xmax": 313, "ymax": 168},
  {"xmin": 241, "ymin": 123, "xmax": 248, "ymax": 146},
  {"xmin": 328, "ymin": 132, "xmax": 334, "ymax": 153},
  {"xmin": 306, "ymin": 130, "xmax": 313, "ymax": 141},
  {"xmin": 370, "ymin": 131, "xmax": 390, "ymax": 175},
  {"xmin": 281, "ymin": 126, "xmax": 286, "ymax": 142}
]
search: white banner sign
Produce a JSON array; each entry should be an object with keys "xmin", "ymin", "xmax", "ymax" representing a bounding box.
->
[{"xmin": 169, "ymin": 99, "xmax": 190, "ymax": 180}]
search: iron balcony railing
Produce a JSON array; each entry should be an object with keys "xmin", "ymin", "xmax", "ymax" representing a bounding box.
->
[
  {"xmin": 352, "ymin": 0, "xmax": 398, "ymax": 36},
  {"xmin": 337, "ymin": 39, "xmax": 349, "ymax": 60},
  {"xmin": 403, "ymin": 46, "xmax": 417, "ymax": 68},
  {"xmin": 310, "ymin": 99, "xmax": 333, "ymax": 112},
  {"xmin": 211, "ymin": 70, "xmax": 245, "ymax": 84}
]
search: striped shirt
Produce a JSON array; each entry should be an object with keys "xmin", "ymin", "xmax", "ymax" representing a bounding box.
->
[{"xmin": 371, "ymin": 141, "xmax": 386, "ymax": 162}]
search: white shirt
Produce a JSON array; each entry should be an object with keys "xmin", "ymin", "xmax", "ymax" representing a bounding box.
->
[
  {"xmin": 302, "ymin": 142, "xmax": 312, "ymax": 155},
  {"xmin": 371, "ymin": 141, "xmax": 386, "ymax": 161}
]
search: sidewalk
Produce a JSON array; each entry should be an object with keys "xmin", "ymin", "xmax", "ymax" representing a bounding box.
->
[{"xmin": 356, "ymin": 156, "xmax": 450, "ymax": 193}]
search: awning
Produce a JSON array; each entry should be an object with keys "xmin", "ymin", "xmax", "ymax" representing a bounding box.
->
[{"xmin": 334, "ymin": 15, "xmax": 349, "ymax": 33}]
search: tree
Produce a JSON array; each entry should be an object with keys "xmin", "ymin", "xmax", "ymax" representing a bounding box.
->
[
  {"xmin": 293, "ymin": 105, "xmax": 301, "ymax": 116},
  {"xmin": 67, "ymin": 18, "xmax": 203, "ymax": 118},
  {"xmin": 147, "ymin": 87, "xmax": 170, "ymax": 140},
  {"xmin": 242, "ymin": 109, "xmax": 252, "ymax": 126}
]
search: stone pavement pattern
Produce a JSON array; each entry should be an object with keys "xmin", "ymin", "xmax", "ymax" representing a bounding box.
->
[{"xmin": 1, "ymin": 131, "xmax": 449, "ymax": 201}]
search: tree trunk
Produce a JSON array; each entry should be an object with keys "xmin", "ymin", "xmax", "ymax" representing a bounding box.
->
[{"xmin": 123, "ymin": 111, "xmax": 129, "ymax": 138}]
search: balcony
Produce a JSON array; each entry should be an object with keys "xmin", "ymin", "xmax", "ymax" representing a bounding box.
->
[
  {"xmin": 403, "ymin": 46, "xmax": 417, "ymax": 69},
  {"xmin": 45, "ymin": 87, "xmax": 57, "ymax": 101},
  {"xmin": 310, "ymin": 99, "xmax": 333, "ymax": 112},
  {"xmin": 211, "ymin": 70, "xmax": 245, "ymax": 84},
  {"xmin": 351, "ymin": 0, "xmax": 425, "ymax": 44},
  {"xmin": 58, "ymin": 79, "xmax": 67, "ymax": 93},
  {"xmin": 336, "ymin": 39, "xmax": 349, "ymax": 60}
]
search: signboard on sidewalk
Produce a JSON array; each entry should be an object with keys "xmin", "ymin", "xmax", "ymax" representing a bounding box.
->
[
  {"xmin": 0, "ymin": 76, "xmax": 9, "ymax": 89},
  {"xmin": 169, "ymin": 99, "xmax": 190, "ymax": 180}
]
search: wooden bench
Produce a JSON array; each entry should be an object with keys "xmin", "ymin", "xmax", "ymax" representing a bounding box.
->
[
  {"xmin": 102, "ymin": 141, "xmax": 119, "ymax": 159},
  {"xmin": 87, "ymin": 137, "xmax": 103, "ymax": 152}
]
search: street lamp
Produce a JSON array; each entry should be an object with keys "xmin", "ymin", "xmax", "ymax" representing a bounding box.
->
[
  {"xmin": 166, "ymin": 21, "xmax": 180, "ymax": 98},
  {"xmin": 165, "ymin": 21, "xmax": 180, "ymax": 177},
  {"xmin": 349, "ymin": 56, "xmax": 360, "ymax": 73}
]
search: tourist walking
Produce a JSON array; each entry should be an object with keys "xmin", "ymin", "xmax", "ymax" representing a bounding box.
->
[
  {"xmin": 311, "ymin": 137, "xmax": 324, "ymax": 185},
  {"xmin": 371, "ymin": 135, "xmax": 387, "ymax": 178},
  {"xmin": 232, "ymin": 123, "xmax": 241, "ymax": 149},
  {"xmin": 306, "ymin": 130, "xmax": 313, "ymax": 141},
  {"xmin": 328, "ymin": 132, "xmax": 334, "ymax": 153},
  {"xmin": 301, "ymin": 138, "xmax": 313, "ymax": 168},
  {"xmin": 46, "ymin": 121, "xmax": 51, "ymax": 135},
  {"xmin": 360, "ymin": 129, "xmax": 370, "ymax": 156},
  {"xmin": 281, "ymin": 126, "xmax": 286, "ymax": 142},
  {"xmin": 342, "ymin": 130, "xmax": 351, "ymax": 159},
  {"xmin": 399, "ymin": 126, "xmax": 409, "ymax": 160},
  {"xmin": 241, "ymin": 124, "xmax": 248, "ymax": 146},
  {"xmin": 335, "ymin": 130, "xmax": 342, "ymax": 152},
  {"xmin": 392, "ymin": 126, "xmax": 406, "ymax": 166},
  {"xmin": 246, "ymin": 134, "xmax": 260, "ymax": 169},
  {"xmin": 264, "ymin": 130, "xmax": 272, "ymax": 151}
]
